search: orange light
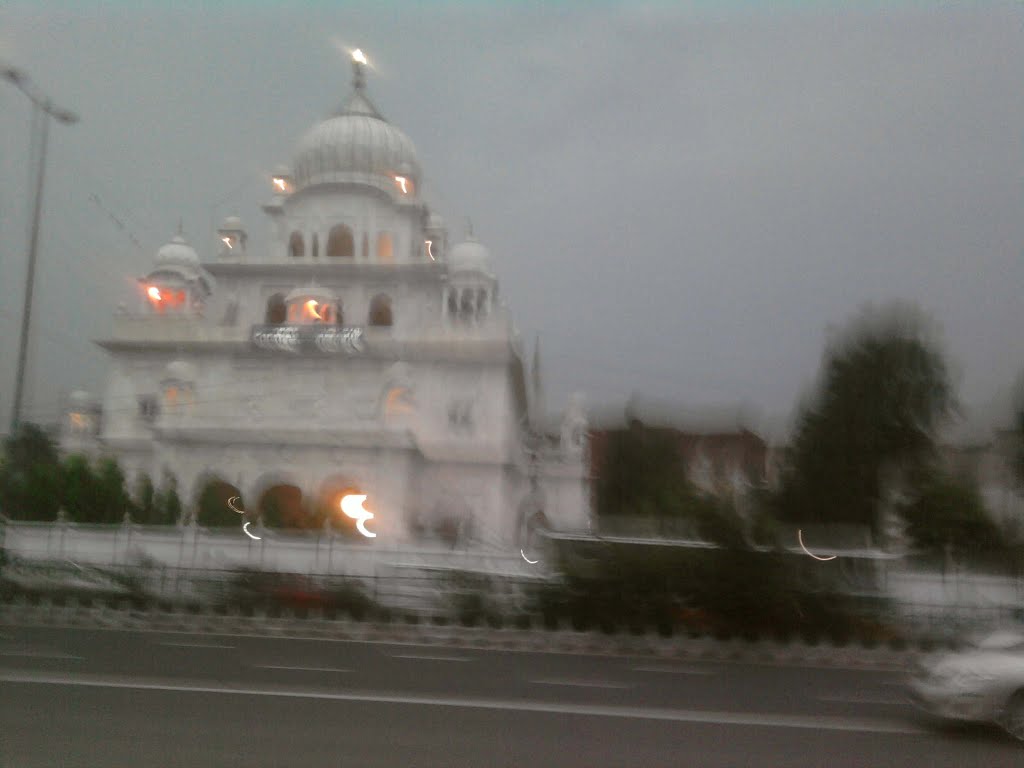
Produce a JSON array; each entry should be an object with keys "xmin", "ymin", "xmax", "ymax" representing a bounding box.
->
[
  {"xmin": 273, "ymin": 178, "xmax": 287, "ymax": 191},
  {"xmin": 305, "ymin": 299, "xmax": 322, "ymax": 320},
  {"xmin": 221, "ymin": 236, "xmax": 234, "ymax": 249},
  {"xmin": 147, "ymin": 286, "xmax": 162, "ymax": 301},
  {"xmin": 352, "ymin": 49, "xmax": 367, "ymax": 65}
]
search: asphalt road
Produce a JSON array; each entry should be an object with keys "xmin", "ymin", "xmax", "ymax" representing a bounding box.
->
[{"xmin": 1, "ymin": 625, "xmax": 1021, "ymax": 767}]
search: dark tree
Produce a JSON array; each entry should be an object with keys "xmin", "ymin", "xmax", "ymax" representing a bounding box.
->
[
  {"xmin": 0, "ymin": 423, "xmax": 62, "ymax": 521},
  {"xmin": 771, "ymin": 302, "xmax": 956, "ymax": 536}
]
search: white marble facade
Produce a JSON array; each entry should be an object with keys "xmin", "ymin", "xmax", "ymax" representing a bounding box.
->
[{"xmin": 62, "ymin": 55, "xmax": 590, "ymax": 555}]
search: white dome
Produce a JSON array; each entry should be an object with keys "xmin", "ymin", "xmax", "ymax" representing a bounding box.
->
[
  {"xmin": 155, "ymin": 236, "xmax": 200, "ymax": 268},
  {"xmin": 292, "ymin": 110, "xmax": 420, "ymax": 192},
  {"xmin": 448, "ymin": 238, "xmax": 494, "ymax": 277},
  {"xmin": 69, "ymin": 390, "xmax": 94, "ymax": 407},
  {"xmin": 164, "ymin": 360, "xmax": 197, "ymax": 383}
]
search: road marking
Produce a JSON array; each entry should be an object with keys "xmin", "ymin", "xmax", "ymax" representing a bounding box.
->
[
  {"xmin": 816, "ymin": 693, "xmax": 907, "ymax": 706},
  {"xmin": 390, "ymin": 653, "xmax": 471, "ymax": 662},
  {"xmin": 0, "ymin": 670, "xmax": 928, "ymax": 735},
  {"xmin": 157, "ymin": 642, "xmax": 235, "ymax": 650},
  {"xmin": 531, "ymin": 678, "xmax": 632, "ymax": 689},
  {"xmin": 0, "ymin": 651, "xmax": 82, "ymax": 660},
  {"xmin": 256, "ymin": 665, "xmax": 351, "ymax": 673},
  {"xmin": 630, "ymin": 665, "xmax": 718, "ymax": 675}
]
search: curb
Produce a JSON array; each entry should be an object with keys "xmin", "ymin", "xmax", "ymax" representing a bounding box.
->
[{"xmin": 0, "ymin": 602, "xmax": 918, "ymax": 670}]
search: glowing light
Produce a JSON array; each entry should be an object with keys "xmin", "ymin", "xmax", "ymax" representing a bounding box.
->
[
  {"xmin": 521, "ymin": 549, "xmax": 538, "ymax": 564},
  {"xmin": 305, "ymin": 299, "xmax": 322, "ymax": 320},
  {"xmin": 798, "ymin": 529, "xmax": 837, "ymax": 561},
  {"xmin": 340, "ymin": 494, "xmax": 376, "ymax": 538},
  {"xmin": 243, "ymin": 521, "xmax": 261, "ymax": 541},
  {"xmin": 394, "ymin": 176, "xmax": 408, "ymax": 194},
  {"xmin": 227, "ymin": 496, "xmax": 245, "ymax": 515},
  {"xmin": 352, "ymin": 48, "xmax": 367, "ymax": 65},
  {"xmin": 425, "ymin": 240, "xmax": 434, "ymax": 261},
  {"xmin": 273, "ymin": 177, "xmax": 287, "ymax": 191},
  {"xmin": 147, "ymin": 286, "xmax": 162, "ymax": 301},
  {"xmin": 221, "ymin": 236, "xmax": 234, "ymax": 249}
]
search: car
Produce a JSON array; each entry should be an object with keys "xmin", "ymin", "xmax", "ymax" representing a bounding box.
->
[{"xmin": 908, "ymin": 627, "xmax": 1024, "ymax": 741}]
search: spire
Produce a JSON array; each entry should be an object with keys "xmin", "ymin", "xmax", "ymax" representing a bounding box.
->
[
  {"xmin": 352, "ymin": 48, "xmax": 367, "ymax": 93},
  {"xmin": 531, "ymin": 334, "xmax": 546, "ymax": 429},
  {"xmin": 339, "ymin": 48, "xmax": 383, "ymax": 119}
]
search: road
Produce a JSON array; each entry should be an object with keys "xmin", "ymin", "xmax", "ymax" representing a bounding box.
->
[{"xmin": 1, "ymin": 625, "xmax": 1021, "ymax": 767}]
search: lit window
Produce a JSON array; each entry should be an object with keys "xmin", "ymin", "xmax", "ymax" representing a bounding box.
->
[{"xmin": 376, "ymin": 232, "xmax": 393, "ymax": 263}]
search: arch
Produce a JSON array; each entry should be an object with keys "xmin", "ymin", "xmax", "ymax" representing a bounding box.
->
[
  {"xmin": 369, "ymin": 294, "xmax": 393, "ymax": 327},
  {"xmin": 193, "ymin": 475, "xmax": 244, "ymax": 527},
  {"xmin": 265, "ymin": 293, "xmax": 286, "ymax": 324},
  {"xmin": 288, "ymin": 231, "xmax": 304, "ymax": 259},
  {"xmin": 314, "ymin": 476, "xmax": 374, "ymax": 539},
  {"xmin": 376, "ymin": 232, "xmax": 393, "ymax": 263},
  {"xmin": 258, "ymin": 483, "xmax": 307, "ymax": 529},
  {"xmin": 382, "ymin": 386, "xmax": 415, "ymax": 424},
  {"xmin": 311, "ymin": 233, "xmax": 319, "ymax": 259},
  {"xmin": 327, "ymin": 224, "xmax": 354, "ymax": 258}
]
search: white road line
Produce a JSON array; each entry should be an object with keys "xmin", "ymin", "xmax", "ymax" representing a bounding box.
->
[
  {"xmin": 630, "ymin": 665, "xmax": 718, "ymax": 675},
  {"xmin": 157, "ymin": 642, "xmax": 235, "ymax": 650},
  {"xmin": 531, "ymin": 678, "xmax": 632, "ymax": 689},
  {"xmin": 390, "ymin": 653, "xmax": 471, "ymax": 662},
  {"xmin": 816, "ymin": 693, "xmax": 907, "ymax": 706},
  {"xmin": 256, "ymin": 665, "xmax": 351, "ymax": 673},
  {"xmin": 0, "ymin": 670, "xmax": 928, "ymax": 735},
  {"xmin": 0, "ymin": 651, "xmax": 83, "ymax": 660}
]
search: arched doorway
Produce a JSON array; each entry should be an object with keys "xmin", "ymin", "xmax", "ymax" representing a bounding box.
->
[
  {"xmin": 258, "ymin": 484, "xmax": 307, "ymax": 529},
  {"xmin": 194, "ymin": 476, "xmax": 244, "ymax": 527}
]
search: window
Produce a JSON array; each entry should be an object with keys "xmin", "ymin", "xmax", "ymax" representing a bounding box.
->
[
  {"xmin": 376, "ymin": 232, "xmax": 393, "ymax": 263},
  {"xmin": 369, "ymin": 294, "xmax": 393, "ymax": 327},
  {"xmin": 288, "ymin": 231, "xmax": 304, "ymax": 258},
  {"xmin": 265, "ymin": 293, "xmax": 286, "ymax": 324},
  {"xmin": 139, "ymin": 396, "xmax": 159, "ymax": 422},
  {"xmin": 327, "ymin": 225, "xmax": 354, "ymax": 258}
]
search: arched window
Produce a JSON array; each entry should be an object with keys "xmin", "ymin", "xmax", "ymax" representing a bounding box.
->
[
  {"xmin": 327, "ymin": 225, "xmax": 354, "ymax": 258},
  {"xmin": 265, "ymin": 293, "xmax": 286, "ymax": 324},
  {"xmin": 369, "ymin": 294, "xmax": 393, "ymax": 327},
  {"xmin": 288, "ymin": 231, "xmax": 304, "ymax": 259},
  {"xmin": 311, "ymin": 234, "xmax": 319, "ymax": 259},
  {"xmin": 376, "ymin": 232, "xmax": 393, "ymax": 263}
]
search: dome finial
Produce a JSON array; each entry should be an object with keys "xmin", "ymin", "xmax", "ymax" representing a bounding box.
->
[
  {"xmin": 352, "ymin": 48, "xmax": 367, "ymax": 92},
  {"xmin": 465, "ymin": 217, "xmax": 474, "ymax": 240},
  {"xmin": 176, "ymin": 217, "xmax": 183, "ymax": 237}
]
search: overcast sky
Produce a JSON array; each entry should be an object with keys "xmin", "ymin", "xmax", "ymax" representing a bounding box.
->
[{"xmin": 1, "ymin": 1, "xmax": 1021, "ymax": 443}]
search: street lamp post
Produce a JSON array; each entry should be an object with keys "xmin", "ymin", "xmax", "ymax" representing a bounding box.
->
[{"xmin": 2, "ymin": 65, "xmax": 78, "ymax": 434}]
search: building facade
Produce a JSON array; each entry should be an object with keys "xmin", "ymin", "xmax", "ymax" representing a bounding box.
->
[{"xmin": 61, "ymin": 55, "xmax": 590, "ymax": 555}]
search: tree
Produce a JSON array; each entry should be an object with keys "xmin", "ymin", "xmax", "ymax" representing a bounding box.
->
[
  {"xmin": 155, "ymin": 473, "xmax": 183, "ymax": 525},
  {"xmin": 771, "ymin": 302, "xmax": 956, "ymax": 536},
  {"xmin": 61, "ymin": 454, "xmax": 100, "ymax": 523},
  {"xmin": 94, "ymin": 458, "xmax": 131, "ymax": 523},
  {"xmin": 0, "ymin": 423, "xmax": 62, "ymax": 521},
  {"xmin": 195, "ymin": 479, "xmax": 242, "ymax": 527},
  {"xmin": 900, "ymin": 468, "xmax": 1004, "ymax": 558},
  {"xmin": 132, "ymin": 473, "xmax": 157, "ymax": 524}
]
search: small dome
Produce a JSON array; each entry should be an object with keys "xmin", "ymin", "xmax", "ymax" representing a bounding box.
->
[
  {"xmin": 284, "ymin": 283, "xmax": 337, "ymax": 305},
  {"xmin": 448, "ymin": 238, "xmax": 494, "ymax": 277},
  {"xmin": 69, "ymin": 390, "xmax": 94, "ymax": 407},
  {"xmin": 155, "ymin": 235, "xmax": 200, "ymax": 268},
  {"xmin": 164, "ymin": 359, "xmax": 198, "ymax": 383},
  {"xmin": 221, "ymin": 216, "xmax": 243, "ymax": 231}
]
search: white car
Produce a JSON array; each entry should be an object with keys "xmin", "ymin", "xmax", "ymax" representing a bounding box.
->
[{"xmin": 908, "ymin": 628, "xmax": 1024, "ymax": 741}]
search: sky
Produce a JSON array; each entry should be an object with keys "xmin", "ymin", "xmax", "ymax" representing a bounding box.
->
[{"xmin": 0, "ymin": 1, "xmax": 1021, "ymax": 443}]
